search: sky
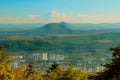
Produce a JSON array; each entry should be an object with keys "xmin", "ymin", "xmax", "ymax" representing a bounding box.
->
[{"xmin": 0, "ymin": 0, "xmax": 120, "ymax": 23}]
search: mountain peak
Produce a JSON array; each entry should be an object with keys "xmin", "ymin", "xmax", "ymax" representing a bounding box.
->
[
  {"xmin": 59, "ymin": 21, "xmax": 69, "ymax": 27},
  {"xmin": 38, "ymin": 22, "xmax": 73, "ymax": 34},
  {"xmin": 60, "ymin": 21, "xmax": 68, "ymax": 24}
]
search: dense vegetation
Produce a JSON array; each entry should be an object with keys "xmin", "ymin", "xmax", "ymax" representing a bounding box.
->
[
  {"xmin": 94, "ymin": 45, "xmax": 120, "ymax": 80},
  {"xmin": 0, "ymin": 33, "xmax": 120, "ymax": 53}
]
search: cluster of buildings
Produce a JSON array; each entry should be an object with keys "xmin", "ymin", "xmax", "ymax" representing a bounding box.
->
[
  {"xmin": 10, "ymin": 50, "xmax": 112, "ymax": 73},
  {"xmin": 10, "ymin": 52, "xmax": 65, "ymax": 68}
]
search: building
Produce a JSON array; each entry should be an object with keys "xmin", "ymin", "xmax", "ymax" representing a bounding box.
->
[{"xmin": 42, "ymin": 53, "xmax": 48, "ymax": 60}]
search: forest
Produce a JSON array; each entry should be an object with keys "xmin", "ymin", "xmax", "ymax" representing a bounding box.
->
[{"xmin": 0, "ymin": 33, "xmax": 120, "ymax": 53}]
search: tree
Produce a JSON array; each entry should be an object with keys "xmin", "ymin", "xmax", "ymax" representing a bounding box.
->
[
  {"xmin": 46, "ymin": 64, "xmax": 64, "ymax": 80},
  {"xmin": 96, "ymin": 45, "xmax": 120, "ymax": 80},
  {"xmin": 0, "ymin": 46, "xmax": 43, "ymax": 80},
  {"xmin": 63, "ymin": 67, "xmax": 88, "ymax": 80},
  {"xmin": 0, "ymin": 46, "xmax": 15, "ymax": 80},
  {"xmin": 23, "ymin": 64, "xmax": 34, "ymax": 78},
  {"xmin": 46, "ymin": 63, "xmax": 88, "ymax": 80}
]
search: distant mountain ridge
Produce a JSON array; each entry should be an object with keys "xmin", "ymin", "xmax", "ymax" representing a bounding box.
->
[
  {"xmin": 71, "ymin": 23, "xmax": 120, "ymax": 30},
  {"xmin": 0, "ymin": 23, "xmax": 44, "ymax": 32},
  {"xmin": 0, "ymin": 22, "xmax": 120, "ymax": 35}
]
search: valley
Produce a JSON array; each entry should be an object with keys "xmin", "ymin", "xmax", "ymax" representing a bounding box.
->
[
  {"xmin": 0, "ymin": 22, "xmax": 120, "ymax": 72},
  {"xmin": 0, "ymin": 32, "xmax": 119, "ymax": 72}
]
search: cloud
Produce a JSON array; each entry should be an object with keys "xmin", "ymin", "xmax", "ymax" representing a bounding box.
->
[
  {"xmin": 77, "ymin": 14, "xmax": 95, "ymax": 19},
  {"xmin": 70, "ymin": 14, "xmax": 120, "ymax": 23},
  {"xmin": 28, "ymin": 15, "xmax": 41, "ymax": 20},
  {"xmin": 50, "ymin": 10, "xmax": 72, "ymax": 22},
  {"xmin": 50, "ymin": 10, "xmax": 120, "ymax": 23},
  {"xmin": 51, "ymin": 10, "xmax": 58, "ymax": 18},
  {"xmin": 1, "ymin": 12, "xmax": 120, "ymax": 23},
  {"xmin": 0, "ymin": 17, "xmax": 21, "ymax": 23}
]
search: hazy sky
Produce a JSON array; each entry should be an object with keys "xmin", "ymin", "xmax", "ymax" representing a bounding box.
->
[{"xmin": 0, "ymin": 0, "xmax": 120, "ymax": 23}]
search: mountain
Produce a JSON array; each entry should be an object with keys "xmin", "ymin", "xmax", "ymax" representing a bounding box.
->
[
  {"xmin": 1, "ymin": 22, "xmax": 120, "ymax": 32},
  {"xmin": 71, "ymin": 23, "xmax": 120, "ymax": 30},
  {"xmin": 1, "ymin": 22, "xmax": 120, "ymax": 36},
  {"xmin": 37, "ymin": 22, "xmax": 74, "ymax": 34},
  {"xmin": 59, "ymin": 22, "xmax": 71, "ymax": 27}
]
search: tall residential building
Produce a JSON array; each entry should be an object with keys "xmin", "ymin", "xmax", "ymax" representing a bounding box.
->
[
  {"xmin": 34, "ymin": 53, "xmax": 39, "ymax": 61},
  {"xmin": 42, "ymin": 53, "xmax": 48, "ymax": 60}
]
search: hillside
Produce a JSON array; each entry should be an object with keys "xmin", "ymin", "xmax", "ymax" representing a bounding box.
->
[{"xmin": 37, "ymin": 22, "xmax": 73, "ymax": 34}]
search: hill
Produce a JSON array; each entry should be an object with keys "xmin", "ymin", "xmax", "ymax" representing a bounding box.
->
[{"xmin": 37, "ymin": 22, "xmax": 73, "ymax": 34}]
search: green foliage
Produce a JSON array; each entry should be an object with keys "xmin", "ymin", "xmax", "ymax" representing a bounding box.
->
[
  {"xmin": 94, "ymin": 45, "xmax": 120, "ymax": 80},
  {"xmin": 46, "ymin": 64, "xmax": 88, "ymax": 80},
  {"xmin": 23, "ymin": 65, "xmax": 34, "ymax": 78},
  {"xmin": 63, "ymin": 67, "xmax": 88, "ymax": 80},
  {"xmin": 0, "ymin": 46, "xmax": 15, "ymax": 80},
  {"xmin": 104, "ymin": 45, "xmax": 120, "ymax": 79},
  {"xmin": 0, "ymin": 39, "xmax": 49, "ymax": 52},
  {"xmin": 13, "ymin": 64, "xmax": 44, "ymax": 80}
]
